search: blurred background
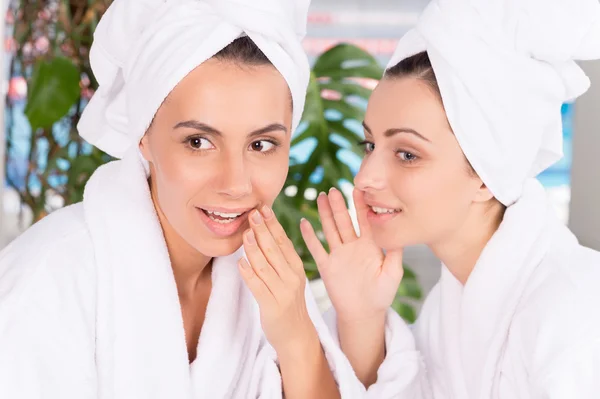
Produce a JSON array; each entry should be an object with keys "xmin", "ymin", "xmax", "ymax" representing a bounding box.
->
[{"xmin": 1, "ymin": 0, "xmax": 599, "ymax": 320}]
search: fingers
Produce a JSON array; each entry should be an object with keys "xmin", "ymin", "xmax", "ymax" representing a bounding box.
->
[
  {"xmin": 300, "ymin": 218, "xmax": 329, "ymax": 267},
  {"xmin": 317, "ymin": 192, "xmax": 343, "ymax": 250},
  {"xmin": 352, "ymin": 188, "xmax": 372, "ymax": 238},
  {"xmin": 327, "ymin": 188, "xmax": 358, "ymax": 243},
  {"xmin": 381, "ymin": 249, "xmax": 404, "ymax": 282},
  {"xmin": 248, "ymin": 209, "xmax": 295, "ymax": 282},
  {"xmin": 243, "ymin": 229, "xmax": 285, "ymax": 297},
  {"xmin": 259, "ymin": 206, "xmax": 304, "ymax": 275},
  {"xmin": 238, "ymin": 257, "xmax": 273, "ymax": 303}
]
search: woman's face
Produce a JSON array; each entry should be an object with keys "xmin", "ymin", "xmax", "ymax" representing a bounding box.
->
[
  {"xmin": 355, "ymin": 77, "xmax": 491, "ymax": 251},
  {"xmin": 140, "ymin": 58, "xmax": 292, "ymax": 258}
]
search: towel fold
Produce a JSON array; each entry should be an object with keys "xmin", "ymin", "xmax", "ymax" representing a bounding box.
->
[
  {"xmin": 387, "ymin": 0, "xmax": 600, "ymax": 205},
  {"xmin": 78, "ymin": 0, "xmax": 310, "ymax": 159}
]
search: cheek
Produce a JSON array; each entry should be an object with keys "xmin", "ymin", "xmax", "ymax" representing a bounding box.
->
[
  {"xmin": 250, "ymin": 153, "xmax": 288, "ymax": 204},
  {"xmin": 425, "ymin": 169, "xmax": 475, "ymax": 234},
  {"xmin": 387, "ymin": 164, "xmax": 444, "ymax": 209},
  {"xmin": 381, "ymin": 162, "xmax": 475, "ymax": 245},
  {"xmin": 153, "ymin": 149, "xmax": 214, "ymax": 214}
]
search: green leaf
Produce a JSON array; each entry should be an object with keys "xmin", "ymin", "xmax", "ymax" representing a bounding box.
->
[
  {"xmin": 329, "ymin": 120, "xmax": 363, "ymax": 142},
  {"xmin": 291, "ymin": 123, "xmax": 322, "ymax": 147},
  {"xmin": 321, "ymin": 80, "xmax": 373, "ymax": 100},
  {"xmin": 403, "ymin": 266, "xmax": 418, "ymax": 280},
  {"xmin": 301, "ymin": 72, "xmax": 326, "ymax": 125},
  {"xmin": 293, "ymin": 147, "xmax": 325, "ymax": 206},
  {"xmin": 25, "ymin": 57, "xmax": 81, "ymax": 131},
  {"xmin": 397, "ymin": 279, "xmax": 423, "ymax": 300},
  {"xmin": 392, "ymin": 301, "xmax": 418, "ymax": 323},
  {"xmin": 322, "ymin": 99, "xmax": 364, "ymax": 122},
  {"xmin": 313, "ymin": 43, "xmax": 384, "ymax": 80}
]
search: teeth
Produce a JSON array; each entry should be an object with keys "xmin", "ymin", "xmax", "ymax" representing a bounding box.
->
[
  {"xmin": 371, "ymin": 206, "xmax": 399, "ymax": 214},
  {"xmin": 208, "ymin": 215, "xmax": 237, "ymax": 224},
  {"xmin": 206, "ymin": 210, "xmax": 243, "ymax": 218}
]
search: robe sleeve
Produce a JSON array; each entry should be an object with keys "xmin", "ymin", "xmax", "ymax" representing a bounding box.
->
[
  {"xmin": 303, "ymin": 281, "xmax": 369, "ymax": 398},
  {"xmin": 247, "ymin": 281, "xmax": 367, "ymax": 398},
  {"xmin": 323, "ymin": 306, "xmax": 433, "ymax": 399}
]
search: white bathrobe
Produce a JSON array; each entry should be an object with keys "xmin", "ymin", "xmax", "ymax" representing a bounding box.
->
[
  {"xmin": 375, "ymin": 0, "xmax": 600, "ymax": 396},
  {"xmin": 0, "ymin": 150, "xmax": 366, "ymax": 399},
  {"xmin": 375, "ymin": 179, "xmax": 600, "ymax": 398}
]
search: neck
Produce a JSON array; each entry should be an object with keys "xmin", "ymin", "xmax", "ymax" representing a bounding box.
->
[
  {"xmin": 429, "ymin": 202, "xmax": 505, "ymax": 285},
  {"xmin": 148, "ymin": 177, "xmax": 212, "ymax": 298}
]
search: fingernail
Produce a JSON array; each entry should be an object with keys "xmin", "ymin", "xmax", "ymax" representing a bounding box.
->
[
  {"xmin": 246, "ymin": 230, "xmax": 256, "ymax": 244},
  {"xmin": 261, "ymin": 205, "xmax": 273, "ymax": 219},
  {"xmin": 251, "ymin": 210, "xmax": 262, "ymax": 224},
  {"xmin": 240, "ymin": 258, "xmax": 250, "ymax": 269},
  {"xmin": 329, "ymin": 187, "xmax": 337, "ymax": 193},
  {"xmin": 318, "ymin": 191, "xmax": 327, "ymax": 197}
]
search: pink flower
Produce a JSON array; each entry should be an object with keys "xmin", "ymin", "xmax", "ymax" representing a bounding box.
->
[{"xmin": 8, "ymin": 77, "xmax": 27, "ymax": 100}]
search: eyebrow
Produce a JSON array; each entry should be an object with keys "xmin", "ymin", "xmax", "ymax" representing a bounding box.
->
[
  {"xmin": 362, "ymin": 121, "xmax": 431, "ymax": 143},
  {"xmin": 174, "ymin": 120, "xmax": 288, "ymax": 138}
]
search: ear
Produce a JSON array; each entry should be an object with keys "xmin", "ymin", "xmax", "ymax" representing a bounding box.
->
[
  {"xmin": 472, "ymin": 180, "xmax": 495, "ymax": 203},
  {"xmin": 138, "ymin": 132, "xmax": 153, "ymax": 163}
]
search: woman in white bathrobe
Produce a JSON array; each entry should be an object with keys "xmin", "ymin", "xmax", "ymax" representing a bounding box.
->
[
  {"xmin": 301, "ymin": 0, "xmax": 600, "ymax": 398},
  {"xmin": 0, "ymin": 0, "xmax": 370, "ymax": 398}
]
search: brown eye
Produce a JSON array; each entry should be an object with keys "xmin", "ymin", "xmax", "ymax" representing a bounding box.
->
[
  {"xmin": 187, "ymin": 137, "xmax": 214, "ymax": 150},
  {"xmin": 249, "ymin": 140, "xmax": 276, "ymax": 153}
]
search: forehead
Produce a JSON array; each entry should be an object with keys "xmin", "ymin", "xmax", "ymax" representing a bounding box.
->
[
  {"xmin": 365, "ymin": 77, "xmax": 451, "ymax": 139},
  {"xmin": 162, "ymin": 59, "xmax": 292, "ymax": 129}
]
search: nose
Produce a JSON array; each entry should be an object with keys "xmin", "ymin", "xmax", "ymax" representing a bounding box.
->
[
  {"xmin": 354, "ymin": 152, "xmax": 387, "ymax": 192},
  {"xmin": 218, "ymin": 154, "xmax": 252, "ymax": 200}
]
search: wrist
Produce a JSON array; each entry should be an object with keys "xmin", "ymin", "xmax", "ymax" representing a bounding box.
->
[
  {"xmin": 337, "ymin": 312, "xmax": 387, "ymax": 351},
  {"xmin": 336, "ymin": 310, "xmax": 387, "ymax": 329},
  {"xmin": 275, "ymin": 323, "xmax": 321, "ymax": 362},
  {"xmin": 337, "ymin": 312, "xmax": 387, "ymax": 388}
]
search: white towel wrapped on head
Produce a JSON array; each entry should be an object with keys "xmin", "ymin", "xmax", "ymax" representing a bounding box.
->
[
  {"xmin": 387, "ymin": 0, "xmax": 600, "ymax": 205},
  {"xmin": 78, "ymin": 0, "xmax": 311, "ymax": 159}
]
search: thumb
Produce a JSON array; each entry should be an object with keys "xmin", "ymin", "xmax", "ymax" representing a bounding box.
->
[{"xmin": 381, "ymin": 249, "xmax": 404, "ymax": 282}]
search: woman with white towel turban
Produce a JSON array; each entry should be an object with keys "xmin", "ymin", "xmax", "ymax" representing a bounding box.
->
[
  {"xmin": 301, "ymin": 0, "xmax": 600, "ymax": 397},
  {"xmin": 0, "ymin": 0, "xmax": 377, "ymax": 397}
]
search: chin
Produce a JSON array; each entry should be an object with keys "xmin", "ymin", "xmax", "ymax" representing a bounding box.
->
[
  {"xmin": 372, "ymin": 229, "xmax": 416, "ymax": 252},
  {"xmin": 185, "ymin": 226, "xmax": 244, "ymax": 258},
  {"xmin": 197, "ymin": 235, "xmax": 244, "ymax": 258}
]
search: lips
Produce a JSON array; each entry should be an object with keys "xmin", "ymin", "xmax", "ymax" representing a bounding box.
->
[
  {"xmin": 363, "ymin": 199, "xmax": 402, "ymax": 225},
  {"xmin": 370, "ymin": 205, "xmax": 401, "ymax": 215},
  {"xmin": 196, "ymin": 206, "xmax": 252, "ymax": 237},
  {"xmin": 202, "ymin": 209, "xmax": 246, "ymax": 223}
]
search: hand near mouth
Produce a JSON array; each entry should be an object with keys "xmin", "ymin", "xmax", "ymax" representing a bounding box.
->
[
  {"xmin": 238, "ymin": 206, "xmax": 314, "ymax": 351},
  {"xmin": 300, "ymin": 187, "xmax": 404, "ymax": 386},
  {"xmin": 237, "ymin": 206, "xmax": 341, "ymax": 398},
  {"xmin": 301, "ymin": 187, "xmax": 404, "ymax": 322}
]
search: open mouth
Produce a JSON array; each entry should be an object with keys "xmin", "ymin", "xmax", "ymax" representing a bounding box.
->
[
  {"xmin": 369, "ymin": 206, "xmax": 402, "ymax": 215},
  {"xmin": 196, "ymin": 206, "xmax": 253, "ymax": 238},
  {"xmin": 199, "ymin": 208, "xmax": 248, "ymax": 224}
]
